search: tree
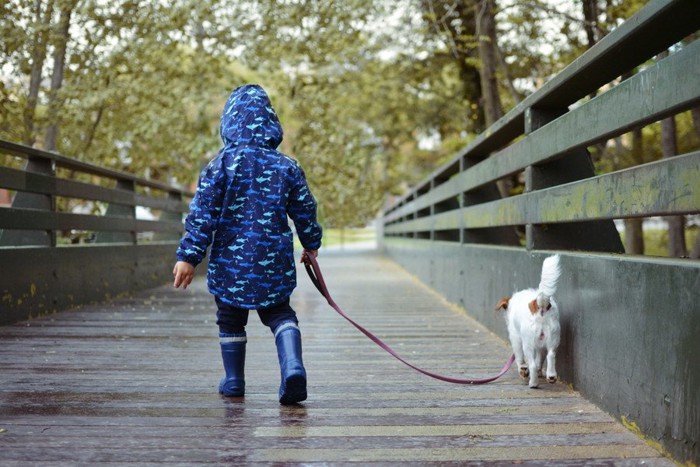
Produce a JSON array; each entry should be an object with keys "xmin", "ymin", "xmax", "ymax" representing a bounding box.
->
[
  {"xmin": 660, "ymin": 112, "xmax": 687, "ymax": 257},
  {"xmin": 1, "ymin": 0, "xmax": 242, "ymax": 182},
  {"xmin": 44, "ymin": 0, "xmax": 77, "ymax": 151},
  {"xmin": 475, "ymin": 0, "xmax": 503, "ymax": 127},
  {"xmin": 623, "ymin": 128, "xmax": 645, "ymax": 254}
]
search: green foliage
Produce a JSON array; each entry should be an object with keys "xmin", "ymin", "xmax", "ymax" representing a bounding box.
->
[
  {"xmin": 1, "ymin": 0, "xmax": 245, "ymax": 183},
  {"xmin": 632, "ymin": 226, "xmax": 699, "ymax": 258},
  {"xmin": 1, "ymin": 0, "xmax": 693, "ymax": 232}
]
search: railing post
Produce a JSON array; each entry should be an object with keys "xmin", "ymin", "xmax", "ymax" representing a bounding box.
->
[
  {"xmin": 432, "ymin": 173, "xmax": 459, "ymax": 242},
  {"xmin": 0, "ymin": 156, "xmax": 55, "ymax": 247},
  {"xmin": 460, "ymin": 154, "xmax": 519, "ymax": 245},
  {"xmin": 154, "ymin": 190, "xmax": 184, "ymax": 242},
  {"xmin": 524, "ymin": 107, "xmax": 624, "ymax": 252},
  {"xmin": 94, "ymin": 179, "xmax": 136, "ymax": 244}
]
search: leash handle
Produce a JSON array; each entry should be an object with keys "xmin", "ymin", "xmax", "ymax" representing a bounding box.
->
[{"xmin": 304, "ymin": 255, "xmax": 515, "ymax": 385}]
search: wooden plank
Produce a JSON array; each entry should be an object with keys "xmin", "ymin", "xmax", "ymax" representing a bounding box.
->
[
  {"xmin": 0, "ymin": 140, "xmax": 193, "ymax": 196},
  {"xmin": 0, "ymin": 209, "xmax": 182, "ymax": 233},
  {"xmin": 0, "ymin": 252, "xmax": 673, "ymax": 465},
  {"xmin": 387, "ymin": 151, "xmax": 700, "ymax": 232},
  {"xmin": 0, "ymin": 170, "xmax": 187, "ymax": 215},
  {"xmin": 134, "ymin": 193, "xmax": 188, "ymax": 212}
]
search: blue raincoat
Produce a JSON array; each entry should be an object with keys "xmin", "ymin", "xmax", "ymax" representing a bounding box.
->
[{"xmin": 176, "ymin": 84, "xmax": 322, "ymax": 308}]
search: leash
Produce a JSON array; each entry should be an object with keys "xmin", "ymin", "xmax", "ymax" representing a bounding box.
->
[{"xmin": 303, "ymin": 254, "xmax": 515, "ymax": 385}]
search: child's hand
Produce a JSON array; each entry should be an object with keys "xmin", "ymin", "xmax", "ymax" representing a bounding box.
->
[
  {"xmin": 300, "ymin": 249, "xmax": 318, "ymax": 265},
  {"xmin": 173, "ymin": 261, "xmax": 195, "ymax": 289}
]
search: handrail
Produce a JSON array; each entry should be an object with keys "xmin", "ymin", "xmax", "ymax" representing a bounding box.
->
[
  {"xmin": 0, "ymin": 139, "xmax": 193, "ymax": 247},
  {"xmin": 0, "ymin": 140, "xmax": 186, "ymax": 194},
  {"xmin": 382, "ymin": 0, "xmax": 700, "ymax": 253}
]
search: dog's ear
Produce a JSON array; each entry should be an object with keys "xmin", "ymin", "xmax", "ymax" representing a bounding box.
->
[
  {"xmin": 495, "ymin": 297, "xmax": 510, "ymax": 311},
  {"xmin": 528, "ymin": 299, "xmax": 538, "ymax": 314}
]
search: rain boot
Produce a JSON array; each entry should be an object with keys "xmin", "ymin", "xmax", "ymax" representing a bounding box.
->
[
  {"xmin": 218, "ymin": 332, "xmax": 246, "ymax": 397},
  {"xmin": 274, "ymin": 322, "xmax": 307, "ymax": 405}
]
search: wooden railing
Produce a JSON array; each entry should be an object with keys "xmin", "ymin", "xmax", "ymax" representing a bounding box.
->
[
  {"xmin": 0, "ymin": 140, "xmax": 193, "ymax": 325},
  {"xmin": 380, "ymin": 0, "xmax": 699, "ymax": 464},
  {"xmin": 383, "ymin": 0, "xmax": 699, "ymax": 251},
  {"xmin": 0, "ymin": 140, "xmax": 190, "ymax": 247}
]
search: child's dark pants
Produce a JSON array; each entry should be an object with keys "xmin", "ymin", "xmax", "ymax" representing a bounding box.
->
[{"xmin": 215, "ymin": 298, "xmax": 299, "ymax": 334}]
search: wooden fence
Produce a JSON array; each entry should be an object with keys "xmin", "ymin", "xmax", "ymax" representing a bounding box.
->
[
  {"xmin": 0, "ymin": 139, "xmax": 192, "ymax": 326},
  {"xmin": 381, "ymin": 0, "xmax": 700, "ymax": 463}
]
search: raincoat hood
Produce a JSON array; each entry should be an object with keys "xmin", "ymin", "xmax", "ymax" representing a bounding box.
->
[{"xmin": 220, "ymin": 84, "xmax": 283, "ymax": 149}]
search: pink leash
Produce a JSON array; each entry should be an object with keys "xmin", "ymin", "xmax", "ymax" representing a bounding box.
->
[{"xmin": 304, "ymin": 255, "xmax": 515, "ymax": 384}]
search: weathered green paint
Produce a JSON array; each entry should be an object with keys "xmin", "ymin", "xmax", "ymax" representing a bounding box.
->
[
  {"xmin": 385, "ymin": 0, "xmax": 700, "ymax": 214},
  {"xmin": 0, "ymin": 140, "xmax": 194, "ymax": 326},
  {"xmin": 386, "ymin": 40, "xmax": 700, "ymax": 225},
  {"xmin": 387, "ymin": 152, "xmax": 700, "ymax": 234},
  {"xmin": 383, "ymin": 4, "xmax": 700, "ymax": 464}
]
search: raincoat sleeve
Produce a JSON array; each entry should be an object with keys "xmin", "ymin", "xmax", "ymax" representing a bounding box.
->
[
  {"xmin": 176, "ymin": 157, "xmax": 226, "ymax": 266},
  {"xmin": 287, "ymin": 166, "xmax": 322, "ymax": 250}
]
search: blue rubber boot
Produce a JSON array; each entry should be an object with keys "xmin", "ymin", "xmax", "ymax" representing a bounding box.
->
[
  {"xmin": 218, "ymin": 332, "xmax": 246, "ymax": 397},
  {"xmin": 274, "ymin": 322, "xmax": 307, "ymax": 405}
]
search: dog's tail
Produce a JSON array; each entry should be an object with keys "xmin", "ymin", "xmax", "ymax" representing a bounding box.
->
[{"xmin": 536, "ymin": 255, "xmax": 561, "ymax": 310}]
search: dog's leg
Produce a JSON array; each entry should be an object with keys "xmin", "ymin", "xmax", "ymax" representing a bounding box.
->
[
  {"xmin": 528, "ymin": 359, "xmax": 539, "ymax": 388},
  {"xmin": 508, "ymin": 327, "xmax": 528, "ymax": 378},
  {"xmin": 513, "ymin": 339, "xmax": 528, "ymax": 378},
  {"xmin": 523, "ymin": 344, "xmax": 539, "ymax": 388},
  {"xmin": 546, "ymin": 348, "xmax": 557, "ymax": 383},
  {"xmin": 519, "ymin": 365, "xmax": 529, "ymax": 378},
  {"xmin": 536, "ymin": 347, "xmax": 545, "ymax": 377}
]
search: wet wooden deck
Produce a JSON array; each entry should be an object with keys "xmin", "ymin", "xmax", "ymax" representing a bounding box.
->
[{"xmin": 0, "ymin": 250, "xmax": 672, "ymax": 465}]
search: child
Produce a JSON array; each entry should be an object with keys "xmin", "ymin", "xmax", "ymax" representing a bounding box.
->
[{"xmin": 172, "ymin": 84, "xmax": 322, "ymax": 405}]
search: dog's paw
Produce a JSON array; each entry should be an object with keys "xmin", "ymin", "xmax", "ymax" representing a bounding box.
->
[
  {"xmin": 547, "ymin": 376, "xmax": 557, "ymax": 384},
  {"xmin": 519, "ymin": 366, "xmax": 529, "ymax": 378},
  {"xmin": 529, "ymin": 381, "xmax": 539, "ymax": 389}
]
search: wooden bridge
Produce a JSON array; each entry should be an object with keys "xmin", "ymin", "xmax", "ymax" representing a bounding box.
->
[
  {"xmin": 0, "ymin": 250, "xmax": 674, "ymax": 465},
  {"xmin": 1, "ymin": 0, "xmax": 699, "ymax": 464}
]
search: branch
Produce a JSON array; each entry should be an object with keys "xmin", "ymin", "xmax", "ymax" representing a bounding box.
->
[
  {"xmin": 424, "ymin": 0, "xmax": 462, "ymax": 60},
  {"xmin": 494, "ymin": 41, "xmax": 523, "ymax": 104}
]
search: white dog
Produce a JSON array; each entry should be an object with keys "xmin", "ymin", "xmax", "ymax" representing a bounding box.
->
[{"xmin": 496, "ymin": 255, "xmax": 561, "ymax": 388}]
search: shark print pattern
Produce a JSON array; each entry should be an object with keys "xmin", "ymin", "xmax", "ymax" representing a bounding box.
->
[{"xmin": 177, "ymin": 84, "xmax": 322, "ymax": 309}]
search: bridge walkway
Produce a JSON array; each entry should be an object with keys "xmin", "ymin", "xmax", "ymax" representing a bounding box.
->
[{"xmin": 0, "ymin": 250, "xmax": 672, "ymax": 465}]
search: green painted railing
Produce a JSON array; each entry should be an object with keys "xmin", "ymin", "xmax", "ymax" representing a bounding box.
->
[
  {"xmin": 381, "ymin": 0, "xmax": 699, "ymax": 464},
  {"xmin": 383, "ymin": 0, "xmax": 699, "ymax": 251},
  {"xmin": 0, "ymin": 139, "xmax": 193, "ymax": 325}
]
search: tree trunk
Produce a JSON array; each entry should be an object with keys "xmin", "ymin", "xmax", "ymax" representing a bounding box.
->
[
  {"xmin": 23, "ymin": 0, "xmax": 54, "ymax": 146},
  {"xmin": 624, "ymin": 218, "xmax": 644, "ymax": 254},
  {"xmin": 690, "ymin": 232, "xmax": 700, "ymax": 259},
  {"xmin": 475, "ymin": 0, "xmax": 511, "ymax": 197},
  {"xmin": 656, "ymin": 49, "xmax": 686, "ymax": 258},
  {"xmin": 581, "ymin": 0, "xmax": 599, "ymax": 48},
  {"xmin": 691, "ymin": 106, "xmax": 700, "ymax": 137},
  {"xmin": 581, "ymin": 0, "xmax": 600, "ymax": 100},
  {"xmin": 475, "ymin": 0, "xmax": 502, "ymax": 127},
  {"xmin": 660, "ymin": 114, "xmax": 687, "ymax": 257},
  {"xmin": 44, "ymin": 2, "xmax": 75, "ymax": 151},
  {"xmin": 624, "ymin": 128, "xmax": 644, "ymax": 254}
]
